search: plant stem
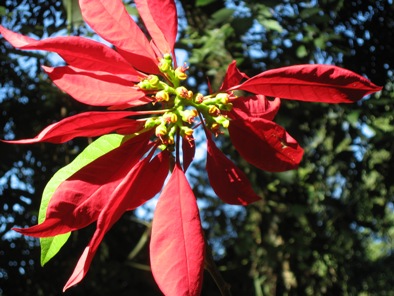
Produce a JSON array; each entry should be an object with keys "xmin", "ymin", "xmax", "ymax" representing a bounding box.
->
[{"xmin": 204, "ymin": 240, "xmax": 232, "ymax": 296}]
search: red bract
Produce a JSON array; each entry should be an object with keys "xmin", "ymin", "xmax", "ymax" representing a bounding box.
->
[
  {"xmin": 64, "ymin": 150, "xmax": 170, "ymax": 290},
  {"xmin": 229, "ymin": 63, "xmax": 382, "ymax": 103},
  {"xmin": 205, "ymin": 128, "xmax": 261, "ymax": 205},
  {"xmin": 216, "ymin": 62, "xmax": 382, "ymax": 173},
  {"xmin": 0, "ymin": 0, "xmax": 383, "ymax": 295},
  {"xmin": 150, "ymin": 164, "xmax": 205, "ymax": 296},
  {"xmin": 13, "ymin": 131, "xmax": 155, "ymax": 237},
  {"xmin": 3, "ymin": 111, "xmax": 146, "ymax": 144}
]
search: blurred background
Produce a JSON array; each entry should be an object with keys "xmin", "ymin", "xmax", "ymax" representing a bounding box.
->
[{"xmin": 0, "ymin": 0, "xmax": 393, "ymax": 295}]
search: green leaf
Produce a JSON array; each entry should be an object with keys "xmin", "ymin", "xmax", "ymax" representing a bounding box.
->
[
  {"xmin": 210, "ymin": 8, "xmax": 235, "ymax": 26},
  {"xmin": 259, "ymin": 19, "xmax": 283, "ymax": 33},
  {"xmin": 195, "ymin": 0, "xmax": 216, "ymax": 7},
  {"xmin": 296, "ymin": 45, "xmax": 308, "ymax": 58},
  {"xmin": 0, "ymin": 6, "xmax": 6, "ymax": 15},
  {"xmin": 372, "ymin": 117, "xmax": 394, "ymax": 133},
  {"xmin": 40, "ymin": 134, "xmax": 126, "ymax": 266},
  {"xmin": 300, "ymin": 7, "xmax": 321, "ymax": 19},
  {"xmin": 62, "ymin": 0, "xmax": 83, "ymax": 31}
]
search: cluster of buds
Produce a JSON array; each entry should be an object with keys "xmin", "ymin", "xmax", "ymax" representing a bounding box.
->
[{"xmin": 138, "ymin": 55, "xmax": 234, "ymax": 148}]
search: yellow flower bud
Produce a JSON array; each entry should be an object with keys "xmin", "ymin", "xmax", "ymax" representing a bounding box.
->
[
  {"xmin": 176, "ymin": 87, "xmax": 193, "ymax": 99},
  {"xmin": 181, "ymin": 126, "xmax": 194, "ymax": 137},
  {"xmin": 155, "ymin": 124, "xmax": 167, "ymax": 137},
  {"xmin": 194, "ymin": 93, "xmax": 204, "ymax": 103},
  {"xmin": 208, "ymin": 105, "xmax": 220, "ymax": 116},
  {"xmin": 180, "ymin": 109, "xmax": 198, "ymax": 123},
  {"xmin": 175, "ymin": 66, "xmax": 188, "ymax": 80},
  {"xmin": 216, "ymin": 93, "xmax": 229, "ymax": 104},
  {"xmin": 163, "ymin": 112, "xmax": 178, "ymax": 123},
  {"xmin": 156, "ymin": 90, "xmax": 170, "ymax": 102}
]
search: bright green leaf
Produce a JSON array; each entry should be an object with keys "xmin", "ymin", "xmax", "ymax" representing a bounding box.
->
[
  {"xmin": 259, "ymin": 19, "xmax": 283, "ymax": 33},
  {"xmin": 40, "ymin": 134, "xmax": 126, "ymax": 266},
  {"xmin": 372, "ymin": 117, "xmax": 394, "ymax": 133},
  {"xmin": 296, "ymin": 45, "xmax": 308, "ymax": 58}
]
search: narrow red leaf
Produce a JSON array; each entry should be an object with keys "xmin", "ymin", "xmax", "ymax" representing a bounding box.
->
[
  {"xmin": 220, "ymin": 60, "xmax": 249, "ymax": 91},
  {"xmin": 230, "ymin": 95, "xmax": 281, "ymax": 121},
  {"xmin": 13, "ymin": 218, "xmax": 67, "ymax": 237},
  {"xmin": 63, "ymin": 151, "xmax": 169, "ymax": 291},
  {"xmin": 229, "ymin": 117, "xmax": 304, "ymax": 172},
  {"xmin": 0, "ymin": 25, "xmax": 143, "ymax": 81},
  {"xmin": 182, "ymin": 137, "xmax": 195, "ymax": 172},
  {"xmin": 43, "ymin": 66, "xmax": 150, "ymax": 107},
  {"xmin": 79, "ymin": 0, "xmax": 158, "ymax": 73},
  {"xmin": 4, "ymin": 111, "xmax": 146, "ymax": 144},
  {"xmin": 205, "ymin": 130, "xmax": 261, "ymax": 205},
  {"xmin": 13, "ymin": 132, "xmax": 153, "ymax": 238},
  {"xmin": 231, "ymin": 64, "xmax": 382, "ymax": 103},
  {"xmin": 150, "ymin": 165, "xmax": 205, "ymax": 296},
  {"xmin": 135, "ymin": 0, "xmax": 177, "ymax": 55}
]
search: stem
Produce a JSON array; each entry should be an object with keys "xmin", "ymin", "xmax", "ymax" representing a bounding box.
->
[{"xmin": 204, "ymin": 239, "xmax": 232, "ymax": 296}]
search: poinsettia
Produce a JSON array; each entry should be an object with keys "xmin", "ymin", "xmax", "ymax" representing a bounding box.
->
[{"xmin": 0, "ymin": 0, "xmax": 382, "ymax": 295}]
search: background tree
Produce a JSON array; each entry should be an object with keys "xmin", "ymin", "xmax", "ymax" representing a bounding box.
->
[{"xmin": 1, "ymin": 0, "xmax": 393, "ymax": 295}]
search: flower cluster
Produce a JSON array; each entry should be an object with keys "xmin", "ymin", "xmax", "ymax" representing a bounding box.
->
[{"xmin": 0, "ymin": 0, "xmax": 381, "ymax": 295}]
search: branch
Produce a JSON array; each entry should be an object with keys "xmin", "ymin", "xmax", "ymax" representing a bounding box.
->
[{"xmin": 204, "ymin": 240, "xmax": 232, "ymax": 296}]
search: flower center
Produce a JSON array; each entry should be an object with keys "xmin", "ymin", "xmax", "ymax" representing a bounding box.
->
[{"xmin": 137, "ymin": 54, "xmax": 233, "ymax": 149}]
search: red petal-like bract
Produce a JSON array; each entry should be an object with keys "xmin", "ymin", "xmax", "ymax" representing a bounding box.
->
[
  {"xmin": 4, "ymin": 111, "xmax": 145, "ymax": 144},
  {"xmin": 13, "ymin": 131, "xmax": 154, "ymax": 237},
  {"xmin": 43, "ymin": 66, "xmax": 150, "ymax": 107},
  {"xmin": 230, "ymin": 95, "xmax": 281, "ymax": 121},
  {"xmin": 63, "ymin": 150, "xmax": 169, "ymax": 291},
  {"xmin": 206, "ymin": 130, "xmax": 261, "ymax": 205},
  {"xmin": 220, "ymin": 60, "xmax": 249, "ymax": 91},
  {"xmin": 229, "ymin": 117, "xmax": 304, "ymax": 172},
  {"xmin": 135, "ymin": 0, "xmax": 177, "ymax": 56},
  {"xmin": 0, "ymin": 25, "xmax": 142, "ymax": 81},
  {"xmin": 231, "ymin": 64, "xmax": 382, "ymax": 103},
  {"xmin": 79, "ymin": 0, "xmax": 158, "ymax": 73},
  {"xmin": 182, "ymin": 137, "xmax": 195, "ymax": 172},
  {"xmin": 150, "ymin": 164, "xmax": 205, "ymax": 296}
]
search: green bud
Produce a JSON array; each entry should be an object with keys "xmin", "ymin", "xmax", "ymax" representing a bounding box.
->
[
  {"xmin": 214, "ymin": 115, "xmax": 230, "ymax": 128},
  {"xmin": 216, "ymin": 93, "xmax": 229, "ymax": 104},
  {"xmin": 218, "ymin": 102, "xmax": 233, "ymax": 111},
  {"xmin": 148, "ymin": 75, "xmax": 160, "ymax": 88},
  {"xmin": 145, "ymin": 117, "xmax": 161, "ymax": 128},
  {"xmin": 137, "ymin": 80, "xmax": 151, "ymax": 90},
  {"xmin": 159, "ymin": 55, "xmax": 173, "ymax": 73}
]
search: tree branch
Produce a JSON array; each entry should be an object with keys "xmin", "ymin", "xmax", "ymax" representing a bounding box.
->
[{"xmin": 204, "ymin": 239, "xmax": 232, "ymax": 296}]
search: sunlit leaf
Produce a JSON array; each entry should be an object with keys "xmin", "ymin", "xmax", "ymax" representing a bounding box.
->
[
  {"xmin": 79, "ymin": 0, "xmax": 158, "ymax": 73},
  {"xmin": 63, "ymin": 151, "xmax": 169, "ymax": 291},
  {"xmin": 150, "ymin": 165, "xmax": 204, "ymax": 296},
  {"xmin": 231, "ymin": 64, "xmax": 383, "ymax": 103},
  {"xmin": 43, "ymin": 66, "xmax": 150, "ymax": 107},
  {"xmin": 39, "ymin": 134, "xmax": 127, "ymax": 265}
]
